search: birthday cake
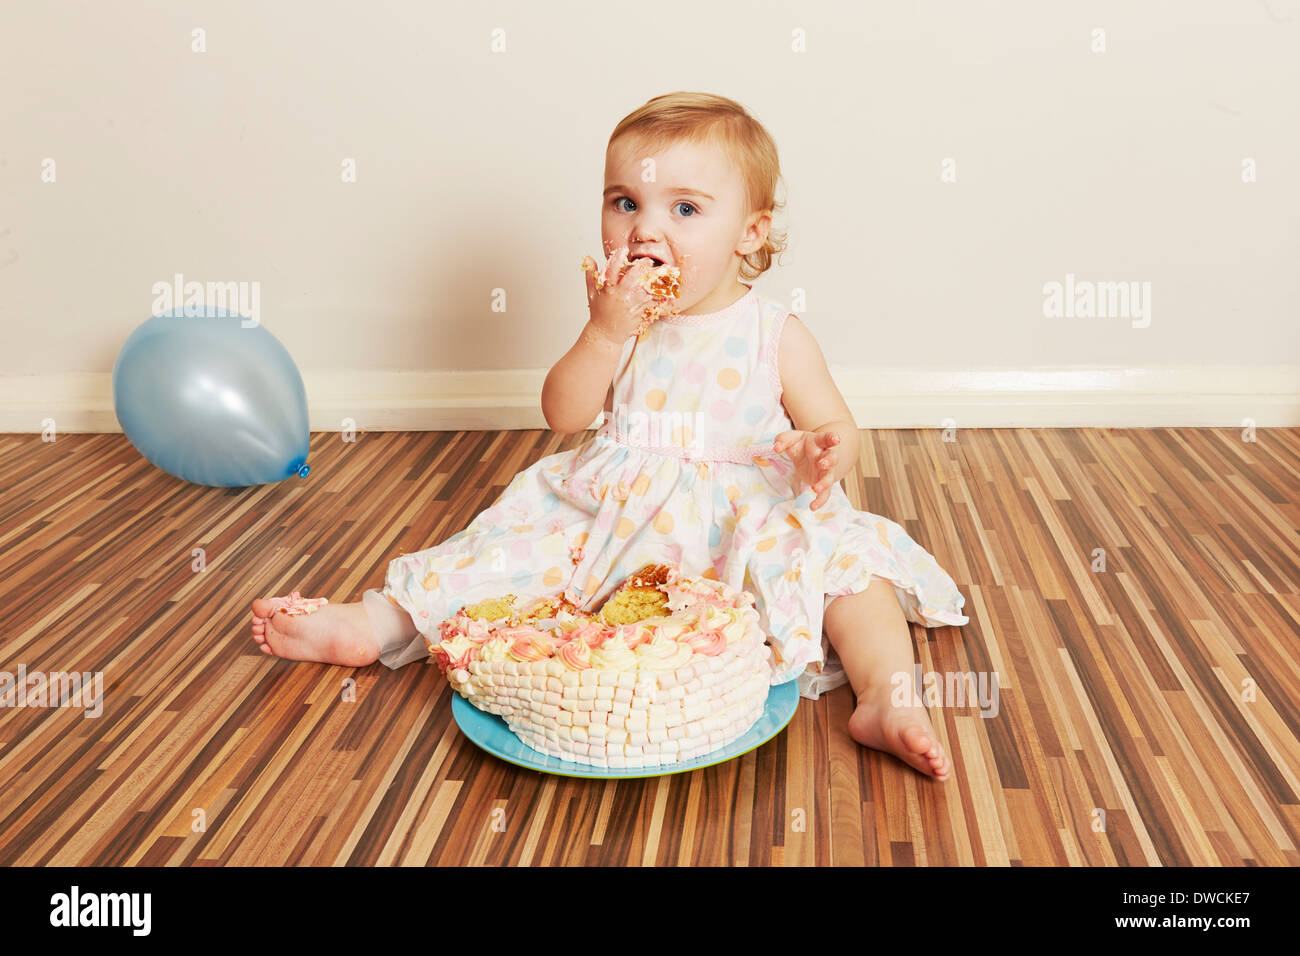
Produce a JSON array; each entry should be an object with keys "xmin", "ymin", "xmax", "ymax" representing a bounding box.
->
[
  {"xmin": 581, "ymin": 250, "xmax": 682, "ymax": 341},
  {"xmin": 430, "ymin": 564, "xmax": 773, "ymax": 769}
]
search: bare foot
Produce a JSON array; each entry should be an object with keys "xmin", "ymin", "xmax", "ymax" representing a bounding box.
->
[
  {"xmin": 847, "ymin": 684, "xmax": 952, "ymax": 781},
  {"xmin": 250, "ymin": 594, "xmax": 381, "ymax": 667}
]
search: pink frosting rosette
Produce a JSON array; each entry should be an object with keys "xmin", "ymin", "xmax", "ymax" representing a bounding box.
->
[
  {"xmin": 509, "ymin": 633, "xmax": 555, "ymax": 663},
  {"xmin": 506, "ymin": 634, "xmax": 553, "ymax": 665},
  {"xmin": 437, "ymin": 615, "xmax": 496, "ymax": 645},
  {"xmin": 615, "ymin": 622, "xmax": 656, "ymax": 649},
  {"xmin": 681, "ymin": 627, "xmax": 727, "ymax": 656},
  {"xmin": 434, "ymin": 633, "xmax": 477, "ymax": 674},
  {"xmin": 569, "ymin": 620, "xmax": 613, "ymax": 648},
  {"xmin": 558, "ymin": 639, "xmax": 592, "ymax": 670},
  {"xmin": 495, "ymin": 623, "xmax": 547, "ymax": 644}
]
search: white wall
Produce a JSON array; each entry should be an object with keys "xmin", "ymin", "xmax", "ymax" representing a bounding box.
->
[{"xmin": 3, "ymin": 0, "xmax": 1297, "ymax": 429}]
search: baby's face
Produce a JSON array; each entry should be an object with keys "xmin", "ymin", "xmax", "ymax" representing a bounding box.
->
[{"xmin": 601, "ymin": 136, "xmax": 763, "ymax": 310}]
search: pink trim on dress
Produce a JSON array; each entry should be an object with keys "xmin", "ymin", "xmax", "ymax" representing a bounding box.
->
[
  {"xmin": 660, "ymin": 285, "xmax": 757, "ymax": 326},
  {"xmin": 761, "ymin": 308, "xmax": 788, "ymax": 407}
]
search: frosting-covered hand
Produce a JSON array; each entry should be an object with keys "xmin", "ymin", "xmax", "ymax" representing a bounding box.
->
[{"xmin": 581, "ymin": 246, "xmax": 678, "ymax": 346}]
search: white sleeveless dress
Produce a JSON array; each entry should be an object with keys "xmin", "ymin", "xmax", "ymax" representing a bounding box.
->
[{"xmin": 365, "ymin": 284, "xmax": 969, "ymax": 700}]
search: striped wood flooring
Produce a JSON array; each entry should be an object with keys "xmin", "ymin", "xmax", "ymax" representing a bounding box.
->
[{"xmin": 0, "ymin": 427, "xmax": 1297, "ymax": 865}]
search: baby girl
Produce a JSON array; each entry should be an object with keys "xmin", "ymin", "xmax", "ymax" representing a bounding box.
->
[{"xmin": 251, "ymin": 92, "xmax": 969, "ymax": 780}]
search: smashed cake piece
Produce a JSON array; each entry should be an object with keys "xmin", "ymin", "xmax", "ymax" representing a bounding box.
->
[
  {"xmin": 460, "ymin": 592, "xmax": 590, "ymax": 628},
  {"xmin": 597, "ymin": 563, "xmax": 673, "ymax": 625},
  {"xmin": 630, "ymin": 263, "xmax": 682, "ymax": 339},
  {"xmin": 459, "ymin": 594, "xmax": 517, "ymax": 623}
]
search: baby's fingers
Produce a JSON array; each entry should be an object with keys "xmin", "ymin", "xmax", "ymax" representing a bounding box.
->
[
  {"xmin": 603, "ymin": 245, "xmax": 629, "ymax": 288},
  {"xmin": 772, "ymin": 430, "xmax": 801, "ymax": 455}
]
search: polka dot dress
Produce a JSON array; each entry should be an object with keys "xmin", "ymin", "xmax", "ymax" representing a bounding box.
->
[{"xmin": 378, "ymin": 285, "xmax": 969, "ymax": 699}]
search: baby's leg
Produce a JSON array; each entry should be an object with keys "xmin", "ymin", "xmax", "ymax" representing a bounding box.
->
[
  {"xmin": 360, "ymin": 589, "xmax": 429, "ymax": 668},
  {"xmin": 250, "ymin": 589, "xmax": 421, "ymax": 667},
  {"xmin": 824, "ymin": 578, "xmax": 951, "ymax": 780}
]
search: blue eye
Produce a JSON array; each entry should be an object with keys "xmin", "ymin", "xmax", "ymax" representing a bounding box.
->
[{"xmin": 611, "ymin": 197, "xmax": 698, "ymax": 217}]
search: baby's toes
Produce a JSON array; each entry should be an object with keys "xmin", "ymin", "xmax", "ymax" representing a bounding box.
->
[
  {"xmin": 927, "ymin": 743, "xmax": 951, "ymax": 778},
  {"xmin": 899, "ymin": 723, "xmax": 934, "ymax": 756},
  {"xmin": 932, "ymin": 756, "xmax": 951, "ymax": 780}
]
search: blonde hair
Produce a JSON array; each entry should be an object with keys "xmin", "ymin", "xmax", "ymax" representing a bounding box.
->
[{"xmin": 608, "ymin": 92, "xmax": 788, "ymax": 281}]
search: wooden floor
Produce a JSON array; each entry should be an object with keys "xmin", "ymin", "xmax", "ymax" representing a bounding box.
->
[{"xmin": 0, "ymin": 427, "xmax": 1297, "ymax": 865}]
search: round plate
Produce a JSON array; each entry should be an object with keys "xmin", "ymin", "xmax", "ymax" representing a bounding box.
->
[{"xmin": 450, "ymin": 679, "xmax": 800, "ymax": 779}]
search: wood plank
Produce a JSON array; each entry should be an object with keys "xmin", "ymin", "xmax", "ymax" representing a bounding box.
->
[{"xmin": 0, "ymin": 428, "xmax": 1294, "ymax": 865}]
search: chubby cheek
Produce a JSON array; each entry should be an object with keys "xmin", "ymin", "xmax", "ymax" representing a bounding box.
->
[
  {"xmin": 683, "ymin": 255, "xmax": 718, "ymax": 298},
  {"xmin": 673, "ymin": 250, "xmax": 698, "ymax": 286},
  {"xmin": 597, "ymin": 221, "xmax": 625, "ymax": 259}
]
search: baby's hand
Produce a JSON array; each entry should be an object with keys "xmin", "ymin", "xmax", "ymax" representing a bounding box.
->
[
  {"xmin": 581, "ymin": 245, "xmax": 660, "ymax": 346},
  {"xmin": 772, "ymin": 428, "xmax": 840, "ymax": 511}
]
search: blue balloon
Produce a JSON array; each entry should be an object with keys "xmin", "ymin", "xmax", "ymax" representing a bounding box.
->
[{"xmin": 112, "ymin": 307, "xmax": 310, "ymax": 487}]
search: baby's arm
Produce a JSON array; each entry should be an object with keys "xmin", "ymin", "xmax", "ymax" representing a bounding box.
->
[
  {"xmin": 544, "ymin": 247, "xmax": 661, "ymax": 435},
  {"xmin": 777, "ymin": 315, "xmax": 861, "ymax": 490},
  {"xmin": 541, "ymin": 324, "xmax": 622, "ymax": 435}
]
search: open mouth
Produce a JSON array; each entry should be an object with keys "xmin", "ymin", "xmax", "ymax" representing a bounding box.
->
[{"xmin": 630, "ymin": 255, "xmax": 666, "ymax": 268}]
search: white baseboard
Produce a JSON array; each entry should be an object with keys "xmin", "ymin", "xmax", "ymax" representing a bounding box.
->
[{"xmin": 3, "ymin": 365, "xmax": 1297, "ymax": 432}]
